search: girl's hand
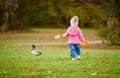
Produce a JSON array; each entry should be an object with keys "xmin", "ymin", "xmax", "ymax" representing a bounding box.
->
[{"xmin": 82, "ymin": 41, "xmax": 88, "ymax": 46}]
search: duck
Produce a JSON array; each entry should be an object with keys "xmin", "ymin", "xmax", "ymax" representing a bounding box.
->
[{"xmin": 32, "ymin": 44, "xmax": 42, "ymax": 56}]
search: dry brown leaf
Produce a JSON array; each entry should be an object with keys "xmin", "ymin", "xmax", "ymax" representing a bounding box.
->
[{"xmin": 99, "ymin": 58, "xmax": 106, "ymax": 63}]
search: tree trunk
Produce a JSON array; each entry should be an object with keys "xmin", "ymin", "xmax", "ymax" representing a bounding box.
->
[{"xmin": 1, "ymin": 0, "xmax": 19, "ymax": 31}]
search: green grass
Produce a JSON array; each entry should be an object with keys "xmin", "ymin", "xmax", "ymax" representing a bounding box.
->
[
  {"xmin": 0, "ymin": 28, "xmax": 67, "ymax": 45},
  {"xmin": 0, "ymin": 28, "xmax": 96, "ymax": 46},
  {"xmin": 29, "ymin": 27, "xmax": 97, "ymax": 33},
  {"xmin": 0, "ymin": 28, "xmax": 119, "ymax": 78},
  {"xmin": 29, "ymin": 28, "xmax": 67, "ymax": 32},
  {"xmin": 0, "ymin": 48, "xmax": 120, "ymax": 78},
  {"xmin": 81, "ymin": 28, "xmax": 97, "ymax": 32}
]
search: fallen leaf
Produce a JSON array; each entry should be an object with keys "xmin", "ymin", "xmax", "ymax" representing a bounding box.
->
[
  {"xmin": 90, "ymin": 72, "xmax": 97, "ymax": 76},
  {"xmin": 99, "ymin": 58, "xmax": 106, "ymax": 63},
  {"xmin": 48, "ymin": 71, "xmax": 52, "ymax": 74},
  {"xmin": 31, "ymin": 71, "xmax": 34, "ymax": 74}
]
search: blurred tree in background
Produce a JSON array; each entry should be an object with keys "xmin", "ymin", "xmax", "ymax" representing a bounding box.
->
[
  {"xmin": 98, "ymin": 0, "xmax": 120, "ymax": 45},
  {"xmin": 107, "ymin": 0, "xmax": 120, "ymax": 45},
  {"xmin": 1, "ymin": 0, "xmax": 20, "ymax": 31},
  {"xmin": 0, "ymin": 0, "xmax": 4, "ymax": 27},
  {"xmin": 0, "ymin": 0, "xmax": 120, "ymax": 44},
  {"xmin": 0, "ymin": 0, "xmax": 106, "ymax": 29}
]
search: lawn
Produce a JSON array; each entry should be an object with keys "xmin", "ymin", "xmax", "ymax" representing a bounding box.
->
[
  {"xmin": 0, "ymin": 48, "xmax": 120, "ymax": 78},
  {"xmin": 0, "ymin": 28, "xmax": 120, "ymax": 78},
  {"xmin": 0, "ymin": 28, "xmax": 97, "ymax": 46}
]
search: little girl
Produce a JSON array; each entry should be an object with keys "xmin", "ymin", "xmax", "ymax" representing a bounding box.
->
[{"xmin": 62, "ymin": 16, "xmax": 86, "ymax": 61}]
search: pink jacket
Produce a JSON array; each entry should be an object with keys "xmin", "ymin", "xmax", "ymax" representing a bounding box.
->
[{"xmin": 62, "ymin": 26, "xmax": 85, "ymax": 44}]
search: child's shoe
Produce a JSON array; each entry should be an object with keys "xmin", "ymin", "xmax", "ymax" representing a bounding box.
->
[
  {"xmin": 77, "ymin": 55, "xmax": 81, "ymax": 60},
  {"xmin": 72, "ymin": 58, "xmax": 75, "ymax": 61}
]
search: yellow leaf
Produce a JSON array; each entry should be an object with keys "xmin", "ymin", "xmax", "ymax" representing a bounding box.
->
[
  {"xmin": 48, "ymin": 71, "xmax": 52, "ymax": 74},
  {"xmin": 90, "ymin": 72, "xmax": 97, "ymax": 76}
]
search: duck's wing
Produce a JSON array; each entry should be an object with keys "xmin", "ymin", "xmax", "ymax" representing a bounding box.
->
[
  {"xmin": 36, "ymin": 50, "xmax": 42, "ymax": 53},
  {"xmin": 32, "ymin": 50, "xmax": 40, "ymax": 54}
]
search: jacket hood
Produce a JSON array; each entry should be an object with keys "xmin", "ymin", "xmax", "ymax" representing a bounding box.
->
[
  {"xmin": 70, "ymin": 16, "xmax": 79, "ymax": 26},
  {"xmin": 68, "ymin": 26, "xmax": 79, "ymax": 35}
]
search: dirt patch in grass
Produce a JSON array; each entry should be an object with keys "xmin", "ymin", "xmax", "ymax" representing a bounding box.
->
[
  {"xmin": 1, "ymin": 43, "xmax": 120, "ymax": 50},
  {"xmin": 0, "ymin": 30, "xmax": 120, "ymax": 50},
  {"xmin": 82, "ymin": 44, "xmax": 120, "ymax": 50},
  {"xmin": 0, "ymin": 30, "xmax": 102, "ymax": 41}
]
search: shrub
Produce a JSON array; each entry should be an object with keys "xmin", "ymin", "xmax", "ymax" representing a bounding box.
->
[
  {"xmin": 99, "ymin": 18, "xmax": 120, "ymax": 45},
  {"xmin": 98, "ymin": 27, "xmax": 108, "ymax": 38},
  {"xmin": 107, "ymin": 19, "xmax": 120, "ymax": 45}
]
